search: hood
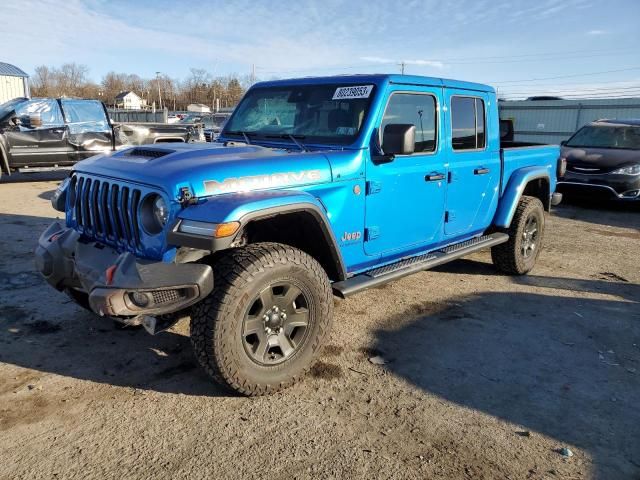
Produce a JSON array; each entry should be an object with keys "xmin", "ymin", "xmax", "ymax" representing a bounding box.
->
[
  {"xmin": 75, "ymin": 143, "xmax": 333, "ymax": 199},
  {"xmin": 561, "ymin": 146, "xmax": 640, "ymax": 173}
]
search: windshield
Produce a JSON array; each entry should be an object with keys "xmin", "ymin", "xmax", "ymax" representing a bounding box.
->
[
  {"xmin": 566, "ymin": 125, "xmax": 640, "ymax": 150},
  {"xmin": 223, "ymin": 84, "xmax": 376, "ymax": 146},
  {"xmin": 178, "ymin": 114, "xmax": 202, "ymax": 124}
]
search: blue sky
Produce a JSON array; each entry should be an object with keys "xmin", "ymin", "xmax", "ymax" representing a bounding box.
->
[{"xmin": 2, "ymin": 0, "xmax": 640, "ymax": 98}]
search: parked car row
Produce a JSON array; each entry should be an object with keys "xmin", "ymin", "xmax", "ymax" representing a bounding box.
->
[{"xmin": 0, "ymin": 97, "xmax": 205, "ymax": 176}]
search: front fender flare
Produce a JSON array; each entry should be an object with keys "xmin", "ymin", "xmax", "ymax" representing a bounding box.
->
[
  {"xmin": 167, "ymin": 190, "xmax": 347, "ymax": 280},
  {"xmin": 493, "ymin": 167, "xmax": 551, "ymax": 228}
]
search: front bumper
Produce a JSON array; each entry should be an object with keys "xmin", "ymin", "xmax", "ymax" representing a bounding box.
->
[
  {"xmin": 35, "ymin": 221, "xmax": 214, "ymax": 318},
  {"xmin": 558, "ymin": 171, "xmax": 640, "ymax": 201}
]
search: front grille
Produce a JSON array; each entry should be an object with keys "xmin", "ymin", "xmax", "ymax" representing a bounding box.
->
[{"xmin": 69, "ymin": 174, "xmax": 142, "ymax": 249}]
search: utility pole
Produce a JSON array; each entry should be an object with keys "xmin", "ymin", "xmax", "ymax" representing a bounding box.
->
[
  {"xmin": 251, "ymin": 64, "xmax": 256, "ymax": 85},
  {"xmin": 398, "ymin": 61, "xmax": 406, "ymax": 75},
  {"xmin": 155, "ymin": 71, "xmax": 163, "ymax": 111}
]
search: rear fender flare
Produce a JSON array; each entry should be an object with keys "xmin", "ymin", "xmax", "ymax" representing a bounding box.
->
[{"xmin": 493, "ymin": 167, "xmax": 551, "ymax": 228}]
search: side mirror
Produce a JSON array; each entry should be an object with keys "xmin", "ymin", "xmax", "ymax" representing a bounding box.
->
[
  {"xmin": 23, "ymin": 113, "xmax": 42, "ymax": 128},
  {"xmin": 382, "ymin": 124, "xmax": 415, "ymax": 156},
  {"xmin": 560, "ymin": 140, "xmax": 567, "ymax": 146},
  {"xmin": 10, "ymin": 116, "xmax": 21, "ymax": 126}
]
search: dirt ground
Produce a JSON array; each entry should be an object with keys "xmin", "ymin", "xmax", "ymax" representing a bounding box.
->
[{"xmin": 0, "ymin": 173, "xmax": 639, "ymax": 480}]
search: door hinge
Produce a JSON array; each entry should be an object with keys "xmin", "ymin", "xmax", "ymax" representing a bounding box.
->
[
  {"xmin": 366, "ymin": 181, "xmax": 382, "ymax": 195},
  {"xmin": 365, "ymin": 226, "xmax": 380, "ymax": 241}
]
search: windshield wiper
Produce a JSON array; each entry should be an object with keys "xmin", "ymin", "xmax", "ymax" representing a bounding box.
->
[
  {"xmin": 265, "ymin": 134, "xmax": 308, "ymax": 152},
  {"xmin": 225, "ymin": 130, "xmax": 255, "ymax": 144}
]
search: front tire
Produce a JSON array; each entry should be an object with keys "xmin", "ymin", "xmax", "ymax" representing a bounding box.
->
[
  {"xmin": 491, "ymin": 196, "xmax": 545, "ymax": 275},
  {"xmin": 190, "ymin": 243, "xmax": 334, "ymax": 396}
]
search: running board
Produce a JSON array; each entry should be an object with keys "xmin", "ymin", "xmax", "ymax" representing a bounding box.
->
[{"xmin": 332, "ymin": 233, "xmax": 509, "ymax": 298}]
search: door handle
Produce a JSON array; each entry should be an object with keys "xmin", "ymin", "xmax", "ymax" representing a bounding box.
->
[
  {"xmin": 425, "ymin": 173, "xmax": 445, "ymax": 182},
  {"xmin": 474, "ymin": 167, "xmax": 490, "ymax": 175}
]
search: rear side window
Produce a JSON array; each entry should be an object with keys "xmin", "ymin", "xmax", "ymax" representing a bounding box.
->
[
  {"xmin": 61, "ymin": 99, "xmax": 110, "ymax": 134},
  {"xmin": 451, "ymin": 96, "xmax": 486, "ymax": 150},
  {"xmin": 381, "ymin": 93, "xmax": 437, "ymax": 153}
]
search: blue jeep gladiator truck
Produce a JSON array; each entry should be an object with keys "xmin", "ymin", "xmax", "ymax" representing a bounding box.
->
[{"xmin": 35, "ymin": 74, "xmax": 563, "ymax": 395}]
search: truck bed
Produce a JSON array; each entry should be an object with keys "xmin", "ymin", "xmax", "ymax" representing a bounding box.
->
[{"xmin": 500, "ymin": 142, "xmax": 560, "ymax": 196}]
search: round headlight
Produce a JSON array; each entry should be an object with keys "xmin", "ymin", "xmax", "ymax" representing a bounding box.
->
[
  {"xmin": 141, "ymin": 194, "xmax": 169, "ymax": 235},
  {"xmin": 153, "ymin": 196, "xmax": 168, "ymax": 227}
]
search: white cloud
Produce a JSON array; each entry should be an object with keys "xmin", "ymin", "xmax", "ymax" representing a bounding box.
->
[{"xmin": 587, "ymin": 29, "xmax": 608, "ymax": 35}]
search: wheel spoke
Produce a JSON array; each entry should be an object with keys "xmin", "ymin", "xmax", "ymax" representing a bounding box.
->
[
  {"xmin": 253, "ymin": 335, "xmax": 270, "ymax": 361},
  {"xmin": 244, "ymin": 317, "xmax": 263, "ymax": 335},
  {"xmin": 275, "ymin": 331, "xmax": 296, "ymax": 357},
  {"xmin": 284, "ymin": 309, "xmax": 309, "ymax": 331},
  {"xmin": 258, "ymin": 286, "xmax": 276, "ymax": 310},
  {"xmin": 281, "ymin": 284, "xmax": 303, "ymax": 308}
]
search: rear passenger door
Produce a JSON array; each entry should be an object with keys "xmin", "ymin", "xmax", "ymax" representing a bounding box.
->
[
  {"xmin": 443, "ymin": 91, "xmax": 499, "ymax": 236},
  {"xmin": 60, "ymin": 99, "xmax": 113, "ymax": 161}
]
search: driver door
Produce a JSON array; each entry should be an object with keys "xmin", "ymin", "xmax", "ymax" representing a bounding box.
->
[
  {"xmin": 364, "ymin": 87, "xmax": 446, "ymax": 256},
  {"xmin": 5, "ymin": 99, "xmax": 69, "ymax": 167}
]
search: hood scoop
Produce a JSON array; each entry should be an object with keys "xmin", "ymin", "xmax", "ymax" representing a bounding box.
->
[{"xmin": 125, "ymin": 147, "xmax": 175, "ymax": 159}]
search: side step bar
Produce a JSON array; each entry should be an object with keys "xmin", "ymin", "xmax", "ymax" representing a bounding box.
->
[{"xmin": 332, "ymin": 233, "xmax": 509, "ymax": 298}]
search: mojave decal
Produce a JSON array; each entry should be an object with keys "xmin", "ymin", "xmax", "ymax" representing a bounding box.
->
[{"xmin": 203, "ymin": 170, "xmax": 323, "ymax": 194}]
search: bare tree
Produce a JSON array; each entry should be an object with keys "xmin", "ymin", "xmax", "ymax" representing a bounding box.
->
[
  {"xmin": 57, "ymin": 63, "xmax": 90, "ymax": 96},
  {"xmin": 30, "ymin": 63, "xmax": 249, "ymax": 110},
  {"xmin": 31, "ymin": 65, "xmax": 53, "ymax": 97}
]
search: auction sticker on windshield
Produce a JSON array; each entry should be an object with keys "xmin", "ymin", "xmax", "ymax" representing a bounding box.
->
[{"xmin": 332, "ymin": 85, "xmax": 374, "ymax": 100}]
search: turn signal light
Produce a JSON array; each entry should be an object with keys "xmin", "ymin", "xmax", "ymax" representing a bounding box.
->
[
  {"xmin": 214, "ymin": 222, "xmax": 241, "ymax": 238},
  {"xmin": 105, "ymin": 265, "xmax": 117, "ymax": 285}
]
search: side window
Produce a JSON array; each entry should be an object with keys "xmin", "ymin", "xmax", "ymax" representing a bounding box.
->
[
  {"xmin": 61, "ymin": 99, "xmax": 110, "ymax": 134},
  {"xmin": 15, "ymin": 99, "xmax": 64, "ymax": 129},
  {"xmin": 381, "ymin": 93, "xmax": 437, "ymax": 153},
  {"xmin": 451, "ymin": 96, "xmax": 486, "ymax": 151}
]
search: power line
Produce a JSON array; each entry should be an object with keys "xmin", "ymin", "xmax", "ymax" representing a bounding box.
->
[
  {"xmin": 445, "ymin": 51, "xmax": 637, "ymax": 65},
  {"xmin": 501, "ymin": 94, "xmax": 640, "ymax": 100},
  {"xmin": 500, "ymin": 86, "xmax": 640, "ymax": 96},
  {"xmin": 500, "ymin": 89, "xmax": 640, "ymax": 98},
  {"xmin": 255, "ymin": 48, "xmax": 639, "ymax": 76},
  {"xmin": 441, "ymin": 47, "xmax": 636, "ymax": 61},
  {"xmin": 489, "ymin": 66, "xmax": 640, "ymax": 84}
]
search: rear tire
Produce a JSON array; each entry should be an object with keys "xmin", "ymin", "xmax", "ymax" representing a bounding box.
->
[
  {"xmin": 190, "ymin": 242, "xmax": 333, "ymax": 396},
  {"xmin": 491, "ymin": 196, "xmax": 545, "ymax": 275}
]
